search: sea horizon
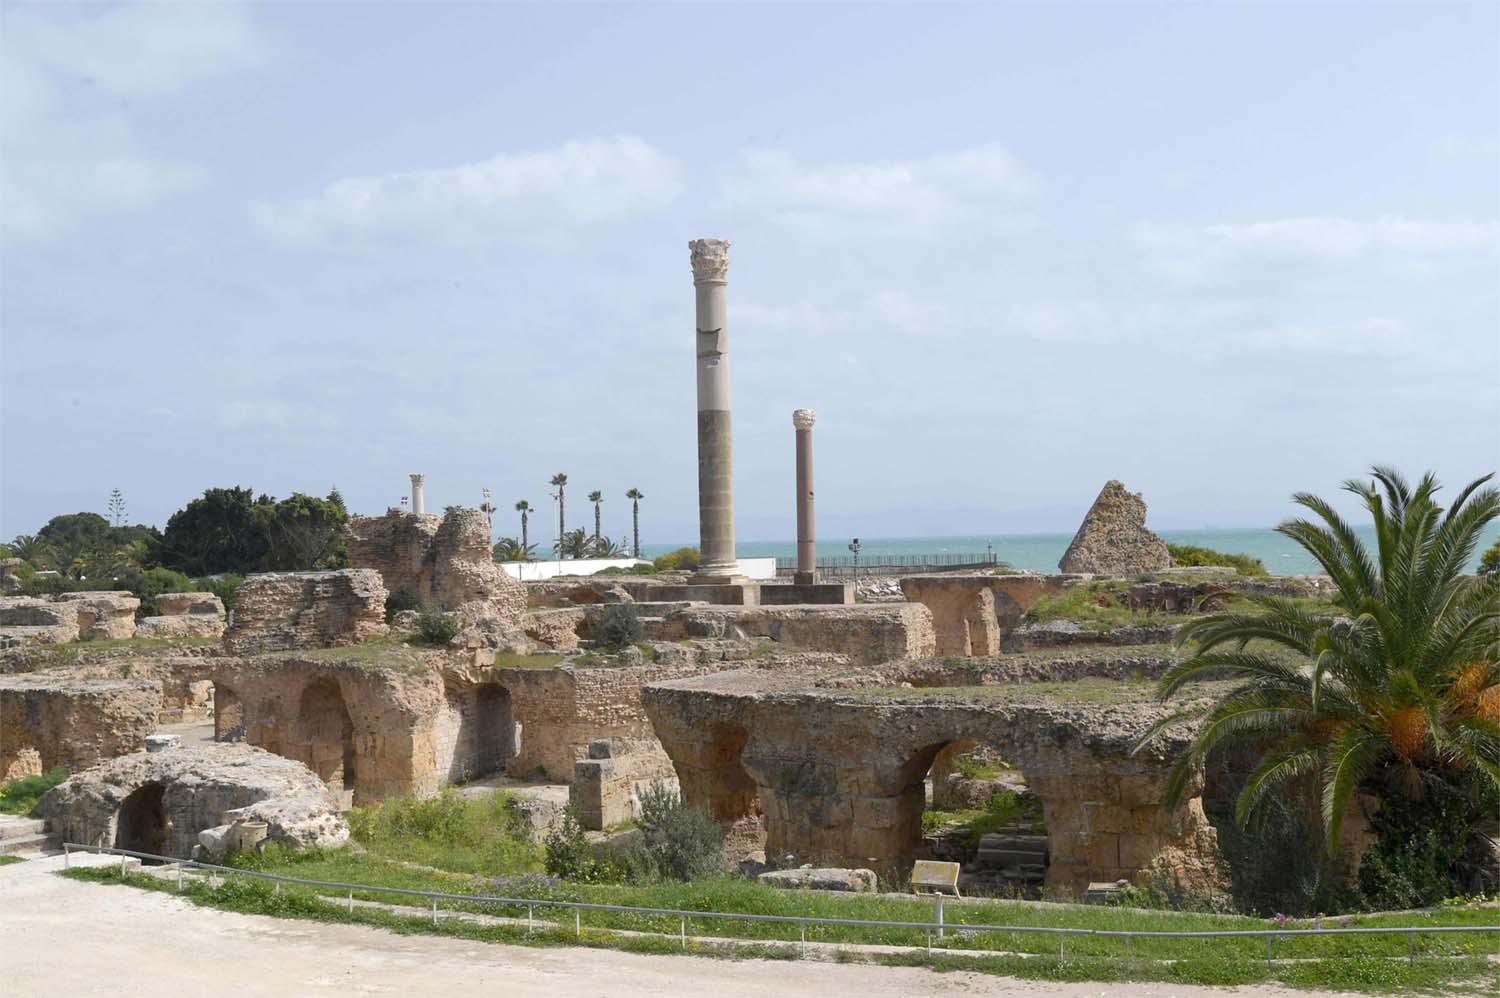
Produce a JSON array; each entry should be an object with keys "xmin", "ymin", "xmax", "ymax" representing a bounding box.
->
[{"xmin": 632, "ymin": 524, "xmax": 1500, "ymax": 576}]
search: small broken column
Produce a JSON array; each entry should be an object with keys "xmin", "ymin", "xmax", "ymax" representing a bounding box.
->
[
  {"xmin": 689, "ymin": 239, "xmax": 738, "ymax": 580},
  {"xmin": 793, "ymin": 409, "xmax": 817, "ymax": 585},
  {"xmin": 409, "ymin": 474, "xmax": 426, "ymax": 515}
]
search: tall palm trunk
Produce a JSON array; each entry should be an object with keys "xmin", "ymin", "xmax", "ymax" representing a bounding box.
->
[
  {"xmin": 632, "ymin": 498, "xmax": 640, "ymax": 557},
  {"xmin": 520, "ymin": 510, "xmax": 528, "ymax": 550},
  {"xmin": 594, "ymin": 505, "xmax": 602, "ymax": 542}
]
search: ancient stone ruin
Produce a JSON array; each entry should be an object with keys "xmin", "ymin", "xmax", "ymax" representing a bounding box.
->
[
  {"xmin": 37, "ymin": 741, "xmax": 348, "ymax": 860},
  {"xmin": 223, "ymin": 569, "xmax": 388, "ymax": 655},
  {"xmin": 349, "ymin": 506, "xmax": 527, "ymax": 642},
  {"xmin": 0, "ymin": 676, "xmax": 161, "ymax": 780},
  {"xmin": 135, "ymin": 592, "xmax": 226, "ymax": 639},
  {"xmin": 1059, "ymin": 480, "xmax": 1171, "ymax": 575}
]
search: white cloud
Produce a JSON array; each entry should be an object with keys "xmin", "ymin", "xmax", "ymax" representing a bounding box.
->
[
  {"xmin": 1, "ymin": 2, "xmax": 269, "ymax": 239},
  {"xmin": 252, "ymin": 137, "xmax": 684, "ymax": 243},
  {"xmin": 1131, "ymin": 216, "xmax": 1499, "ymax": 284},
  {"xmin": 720, "ymin": 144, "xmax": 1041, "ymax": 238}
]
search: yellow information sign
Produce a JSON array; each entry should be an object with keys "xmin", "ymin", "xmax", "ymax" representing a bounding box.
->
[{"xmin": 910, "ymin": 859, "xmax": 961, "ymax": 895}]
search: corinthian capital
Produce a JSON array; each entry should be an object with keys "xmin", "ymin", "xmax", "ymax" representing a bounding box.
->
[
  {"xmin": 689, "ymin": 239, "xmax": 730, "ymax": 284},
  {"xmin": 792, "ymin": 409, "xmax": 816, "ymax": 430}
]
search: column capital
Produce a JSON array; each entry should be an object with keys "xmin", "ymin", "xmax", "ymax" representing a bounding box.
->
[
  {"xmin": 409, "ymin": 473, "xmax": 425, "ymax": 485},
  {"xmin": 792, "ymin": 409, "xmax": 816, "ymax": 430},
  {"xmin": 689, "ymin": 239, "xmax": 730, "ymax": 284}
]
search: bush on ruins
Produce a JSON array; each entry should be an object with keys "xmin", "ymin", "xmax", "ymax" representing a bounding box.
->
[
  {"xmin": 652, "ymin": 547, "xmax": 699, "ymax": 572},
  {"xmin": 593, "ymin": 603, "xmax": 642, "ymax": 651}
]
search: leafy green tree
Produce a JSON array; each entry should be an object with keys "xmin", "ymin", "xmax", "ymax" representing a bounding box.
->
[
  {"xmin": 1142, "ymin": 467, "xmax": 1500, "ymax": 858},
  {"xmin": 257, "ymin": 490, "xmax": 350, "ymax": 570},
  {"xmin": 514, "ymin": 500, "xmax": 532, "ymax": 551},
  {"xmin": 36, "ymin": 512, "xmax": 112, "ymax": 554},
  {"xmin": 625, "ymin": 488, "xmax": 644, "ymax": 558},
  {"xmin": 158, "ymin": 487, "xmax": 275, "ymax": 576},
  {"xmin": 549, "ymin": 474, "xmax": 568, "ymax": 555},
  {"xmin": 559, "ymin": 527, "xmax": 590, "ymax": 560}
]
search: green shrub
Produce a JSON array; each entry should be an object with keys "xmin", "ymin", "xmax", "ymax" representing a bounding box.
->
[
  {"xmin": 543, "ymin": 806, "xmax": 620, "ymax": 883},
  {"xmin": 1358, "ymin": 771, "xmax": 1498, "ymax": 910},
  {"xmin": 652, "ymin": 547, "xmax": 700, "ymax": 572},
  {"xmin": 415, "ymin": 609, "xmax": 460, "ymax": 646},
  {"xmin": 632, "ymin": 781, "xmax": 723, "ymax": 881},
  {"xmin": 196, "ymin": 573, "xmax": 244, "ymax": 613},
  {"xmin": 348, "ymin": 790, "xmax": 542, "ymax": 875},
  {"xmin": 1166, "ymin": 543, "xmax": 1267, "ymax": 577},
  {"xmin": 0, "ymin": 766, "xmax": 68, "ymax": 816},
  {"xmin": 1210, "ymin": 789, "xmax": 1357, "ymax": 916},
  {"xmin": 593, "ymin": 603, "xmax": 642, "ymax": 651}
]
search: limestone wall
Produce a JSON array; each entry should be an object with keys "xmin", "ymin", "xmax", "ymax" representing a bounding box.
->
[
  {"xmin": 0, "ymin": 597, "xmax": 80, "ymax": 647},
  {"xmin": 54, "ymin": 591, "xmax": 140, "ymax": 640},
  {"xmin": 570, "ymin": 738, "xmax": 679, "ymax": 830},
  {"xmin": 223, "ymin": 570, "xmax": 388, "ymax": 655},
  {"xmin": 136, "ymin": 592, "xmax": 226, "ymax": 639},
  {"xmin": 0, "ymin": 677, "xmax": 161, "ymax": 780},
  {"xmin": 662, "ymin": 603, "xmax": 935, "ymax": 667}
]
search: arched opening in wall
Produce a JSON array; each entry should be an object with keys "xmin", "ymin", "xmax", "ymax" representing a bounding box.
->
[
  {"xmin": 443, "ymin": 682, "xmax": 514, "ymax": 783},
  {"xmin": 213, "ymin": 683, "xmax": 244, "ymax": 742},
  {"xmin": 298, "ymin": 678, "xmax": 356, "ymax": 798},
  {"xmin": 114, "ymin": 782, "xmax": 169, "ymax": 858},
  {"xmin": 902, "ymin": 740, "xmax": 1048, "ymax": 897},
  {"xmin": 696, "ymin": 722, "xmax": 764, "ymax": 864}
]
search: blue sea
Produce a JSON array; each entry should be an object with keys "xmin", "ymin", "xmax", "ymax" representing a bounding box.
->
[{"xmin": 640, "ymin": 524, "xmax": 1500, "ymax": 576}]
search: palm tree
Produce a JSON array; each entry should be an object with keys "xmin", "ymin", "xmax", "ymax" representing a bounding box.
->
[
  {"xmin": 514, "ymin": 500, "xmax": 532, "ymax": 552},
  {"xmin": 625, "ymin": 488, "xmax": 644, "ymax": 558},
  {"xmin": 560, "ymin": 527, "xmax": 590, "ymax": 560},
  {"xmin": 589, "ymin": 536, "xmax": 623, "ymax": 558},
  {"xmin": 10, "ymin": 534, "xmax": 53, "ymax": 568},
  {"xmin": 492, "ymin": 537, "xmax": 536, "ymax": 562},
  {"xmin": 549, "ymin": 473, "xmax": 568, "ymax": 556},
  {"xmin": 1140, "ymin": 467, "xmax": 1500, "ymax": 853},
  {"xmin": 588, "ymin": 490, "xmax": 603, "ymax": 543}
]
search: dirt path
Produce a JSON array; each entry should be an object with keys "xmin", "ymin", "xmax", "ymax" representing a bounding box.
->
[{"xmin": 1, "ymin": 854, "xmax": 1338, "ymax": 997}]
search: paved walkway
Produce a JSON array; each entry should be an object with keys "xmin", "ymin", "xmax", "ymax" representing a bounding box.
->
[{"xmin": 2, "ymin": 853, "xmax": 1338, "ymax": 997}]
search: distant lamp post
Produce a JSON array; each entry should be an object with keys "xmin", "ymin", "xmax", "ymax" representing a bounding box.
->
[
  {"xmin": 480, "ymin": 488, "xmax": 495, "ymax": 533},
  {"xmin": 848, "ymin": 537, "xmax": 861, "ymax": 592},
  {"xmin": 986, "ymin": 541, "xmax": 994, "ymax": 566},
  {"xmin": 400, "ymin": 496, "xmax": 409, "ymax": 511}
]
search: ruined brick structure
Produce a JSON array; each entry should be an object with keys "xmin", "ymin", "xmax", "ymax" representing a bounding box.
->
[
  {"xmin": 349, "ymin": 507, "xmax": 526, "ymax": 638},
  {"xmin": 135, "ymin": 592, "xmax": 226, "ymax": 639},
  {"xmin": 643, "ymin": 666, "xmax": 1223, "ymax": 894},
  {"xmin": 897, "ymin": 574, "xmax": 1082, "ymax": 657},
  {"xmin": 1059, "ymin": 480, "xmax": 1171, "ymax": 575}
]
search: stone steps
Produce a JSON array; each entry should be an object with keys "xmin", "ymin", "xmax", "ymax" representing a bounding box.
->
[
  {"xmin": 0, "ymin": 815, "xmax": 46, "ymax": 841},
  {"xmin": 0, "ymin": 830, "xmax": 63, "ymax": 856}
]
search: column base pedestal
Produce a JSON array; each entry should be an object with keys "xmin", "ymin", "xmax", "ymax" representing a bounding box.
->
[
  {"xmin": 688, "ymin": 573, "xmax": 748, "ymax": 586},
  {"xmin": 793, "ymin": 571, "xmax": 816, "ymax": 586}
]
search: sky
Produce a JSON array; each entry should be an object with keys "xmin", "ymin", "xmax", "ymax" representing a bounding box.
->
[{"xmin": 2, "ymin": 1, "xmax": 1497, "ymax": 548}]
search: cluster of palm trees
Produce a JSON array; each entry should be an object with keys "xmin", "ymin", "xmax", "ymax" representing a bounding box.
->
[
  {"xmin": 493, "ymin": 474, "xmax": 646, "ymax": 562},
  {"xmin": 1140, "ymin": 467, "xmax": 1499, "ymax": 868}
]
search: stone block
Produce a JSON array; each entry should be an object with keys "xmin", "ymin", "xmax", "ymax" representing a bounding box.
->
[
  {"xmin": 223, "ymin": 570, "xmax": 388, "ymax": 654},
  {"xmin": 156, "ymin": 592, "xmax": 226, "ymax": 617}
]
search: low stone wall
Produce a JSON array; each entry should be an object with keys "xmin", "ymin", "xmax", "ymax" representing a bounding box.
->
[
  {"xmin": 223, "ymin": 570, "xmax": 388, "ymax": 655},
  {"xmin": 0, "ymin": 597, "xmax": 80, "ymax": 647},
  {"xmin": 570, "ymin": 738, "xmax": 679, "ymax": 830},
  {"xmin": 658, "ymin": 603, "xmax": 935, "ymax": 667},
  {"xmin": 54, "ymin": 592, "xmax": 140, "ymax": 640},
  {"xmin": 0, "ymin": 676, "xmax": 161, "ymax": 780}
]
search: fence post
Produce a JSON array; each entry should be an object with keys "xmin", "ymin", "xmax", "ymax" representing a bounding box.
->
[
  {"xmin": 1265, "ymin": 934, "xmax": 1273, "ymax": 963},
  {"xmin": 527, "ymin": 904, "xmax": 533, "ymax": 935},
  {"xmin": 432, "ymin": 898, "xmax": 438, "ymax": 926},
  {"xmin": 63, "ymin": 843, "xmax": 70, "ymax": 870},
  {"xmin": 1059, "ymin": 932, "xmax": 1065, "ymax": 963},
  {"xmin": 120, "ymin": 854, "xmax": 127, "ymax": 877},
  {"xmin": 347, "ymin": 889, "xmax": 353, "ymax": 914},
  {"xmin": 800, "ymin": 922, "xmax": 806, "ymax": 957},
  {"xmin": 680, "ymin": 916, "xmax": 686, "ymax": 949},
  {"xmin": 935, "ymin": 893, "xmax": 944, "ymax": 939},
  {"xmin": 574, "ymin": 907, "xmax": 580, "ymax": 938},
  {"xmin": 177, "ymin": 863, "xmax": 183, "ymax": 892},
  {"xmin": 1407, "ymin": 930, "xmax": 1414, "ymax": 963}
]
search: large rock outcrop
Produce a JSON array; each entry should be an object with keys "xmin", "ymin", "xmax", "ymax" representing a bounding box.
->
[
  {"xmin": 0, "ymin": 676, "xmax": 161, "ymax": 780},
  {"xmin": 1058, "ymin": 481, "xmax": 1171, "ymax": 576},
  {"xmin": 223, "ymin": 570, "xmax": 387, "ymax": 655},
  {"xmin": 37, "ymin": 741, "xmax": 348, "ymax": 859},
  {"xmin": 350, "ymin": 508, "xmax": 526, "ymax": 643}
]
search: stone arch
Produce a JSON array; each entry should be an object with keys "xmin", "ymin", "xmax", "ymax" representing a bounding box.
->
[
  {"xmin": 114, "ymin": 782, "xmax": 168, "ymax": 857},
  {"xmin": 213, "ymin": 683, "xmax": 244, "ymax": 742},
  {"xmin": 297, "ymin": 678, "xmax": 356, "ymax": 797}
]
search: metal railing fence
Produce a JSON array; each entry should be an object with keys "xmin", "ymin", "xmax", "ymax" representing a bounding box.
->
[
  {"xmin": 775, "ymin": 553, "xmax": 1002, "ymax": 570},
  {"xmin": 62, "ymin": 843, "xmax": 1499, "ymax": 963}
]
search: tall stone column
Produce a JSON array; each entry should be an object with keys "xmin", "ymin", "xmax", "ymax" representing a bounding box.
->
[
  {"xmin": 793, "ymin": 409, "xmax": 817, "ymax": 585},
  {"xmin": 690, "ymin": 239, "xmax": 738, "ymax": 580},
  {"xmin": 409, "ymin": 474, "xmax": 425, "ymax": 515}
]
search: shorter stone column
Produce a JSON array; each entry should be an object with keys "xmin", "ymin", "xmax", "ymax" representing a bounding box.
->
[
  {"xmin": 793, "ymin": 409, "xmax": 817, "ymax": 585},
  {"xmin": 409, "ymin": 474, "xmax": 425, "ymax": 515}
]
